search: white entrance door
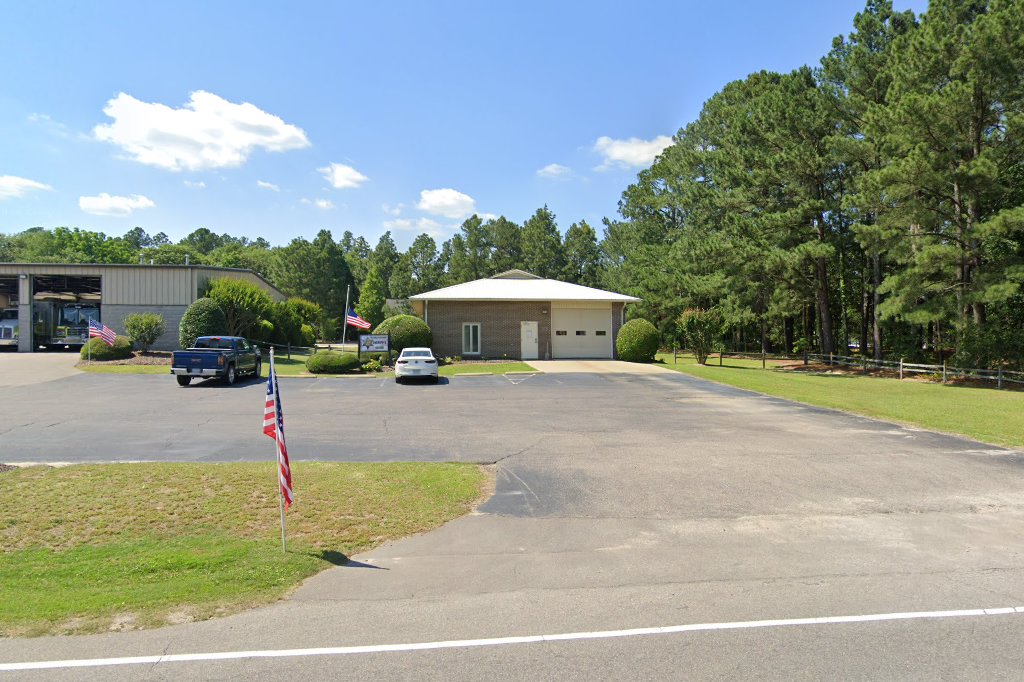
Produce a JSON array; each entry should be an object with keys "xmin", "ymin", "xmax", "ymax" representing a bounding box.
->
[{"xmin": 520, "ymin": 320, "xmax": 539, "ymax": 360}]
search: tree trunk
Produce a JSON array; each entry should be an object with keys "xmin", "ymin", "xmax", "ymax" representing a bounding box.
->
[
  {"xmin": 873, "ymin": 254, "xmax": 883, "ymax": 361},
  {"xmin": 860, "ymin": 254, "xmax": 869, "ymax": 357},
  {"xmin": 815, "ymin": 257, "xmax": 834, "ymax": 355},
  {"xmin": 784, "ymin": 317, "xmax": 794, "ymax": 354}
]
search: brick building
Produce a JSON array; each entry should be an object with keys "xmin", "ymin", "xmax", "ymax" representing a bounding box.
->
[{"xmin": 409, "ymin": 270, "xmax": 639, "ymax": 360}]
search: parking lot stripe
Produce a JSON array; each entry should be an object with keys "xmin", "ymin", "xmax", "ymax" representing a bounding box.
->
[{"xmin": 2, "ymin": 605, "xmax": 1022, "ymax": 671}]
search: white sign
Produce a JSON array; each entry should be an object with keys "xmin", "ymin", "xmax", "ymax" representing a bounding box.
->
[{"xmin": 359, "ymin": 334, "xmax": 389, "ymax": 353}]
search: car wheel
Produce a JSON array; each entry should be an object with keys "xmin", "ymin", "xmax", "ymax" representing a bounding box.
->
[
  {"xmin": 225, "ymin": 364, "xmax": 236, "ymax": 385},
  {"xmin": 176, "ymin": 375, "xmax": 192, "ymax": 387},
  {"xmin": 431, "ymin": 375, "xmax": 439, "ymax": 384},
  {"xmin": 395, "ymin": 376, "xmax": 402, "ymax": 384},
  {"xmin": 254, "ymin": 359, "xmax": 262, "ymax": 378}
]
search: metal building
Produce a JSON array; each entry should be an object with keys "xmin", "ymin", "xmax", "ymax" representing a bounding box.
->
[{"xmin": 0, "ymin": 263, "xmax": 284, "ymax": 352}]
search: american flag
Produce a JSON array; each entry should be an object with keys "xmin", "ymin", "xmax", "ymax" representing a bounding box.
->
[
  {"xmin": 88, "ymin": 319, "xmax": 116, "ymax": 347},
  {"xmin": 347, "ymin": 307, "xmax": 372, "ymax": 330},
  {"xmin": 263, "ymin": 350, "xmax": 294, "ymax": 509}
]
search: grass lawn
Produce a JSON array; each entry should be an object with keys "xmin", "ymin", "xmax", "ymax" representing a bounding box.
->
[
  {"xmin": 0, "ymin": 462, "xmax": 485, "ymax": 637},
  {"xmin": 657, "ymin": 352, "xmax": 1024, "ymax": 448},
  {"xmin": 440, "ymin": 362, "xmax": 536, "ymax": 376}
]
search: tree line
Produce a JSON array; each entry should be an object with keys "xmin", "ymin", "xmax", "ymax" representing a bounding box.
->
[
  {"xmin": 608, "ymin": 0, "xmax": 1024, "ymax": 368},
  {"xmin": 0, "ymin": 206, "xmax": 603, "ymax": 337},
  {"xmin": 3, "ymin": 0, "xmax": 1022, "ymax": 365}
]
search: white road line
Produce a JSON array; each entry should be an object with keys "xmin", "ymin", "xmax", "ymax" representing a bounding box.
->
[{"xmin": 3, "ymin": 606, "xmax": 1022, "ymax": 672}]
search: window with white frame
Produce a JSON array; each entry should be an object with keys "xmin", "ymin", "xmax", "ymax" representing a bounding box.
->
[{"xmin": 462, "ymin": 322, "xmax": 481, "ymax": 355}]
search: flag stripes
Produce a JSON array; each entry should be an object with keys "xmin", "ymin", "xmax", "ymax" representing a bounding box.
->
[{"xmin": 263, "ymin": 350, "xmax": 294, "ymax": 509}]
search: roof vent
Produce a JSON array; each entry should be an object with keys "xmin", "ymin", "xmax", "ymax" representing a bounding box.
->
[{"xmin": 490, "ymin": 269, "xmax": 542, "ymax": 280}]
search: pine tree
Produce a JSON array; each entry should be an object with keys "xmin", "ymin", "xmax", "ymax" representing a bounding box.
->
[{"xmin": 521, "ymin": 206, "xmax": 565, "ymax": 278}]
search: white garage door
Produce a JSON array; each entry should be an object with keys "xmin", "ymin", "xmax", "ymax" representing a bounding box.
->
[{"xmin": 551, "ymin": 304, "xmax": 612, "ymax": 359}]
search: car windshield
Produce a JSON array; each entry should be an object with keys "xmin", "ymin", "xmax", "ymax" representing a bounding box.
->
[{"xmin": 402, "ymin": 350, "xmax": 432, "ymax": 357}]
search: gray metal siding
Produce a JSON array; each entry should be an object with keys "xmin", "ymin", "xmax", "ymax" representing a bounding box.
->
[{"xmin": 103, "ymin": 304, "xmax": 189, "ymax": 351}]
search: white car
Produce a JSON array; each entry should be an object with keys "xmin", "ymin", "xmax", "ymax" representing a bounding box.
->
[{"xmin": 394, "ymin": 347, "xmax": 439, "ymax": 384}]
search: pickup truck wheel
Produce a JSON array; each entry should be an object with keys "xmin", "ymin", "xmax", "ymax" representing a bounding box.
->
[
  {"xmin": 176, "ymin": 375, "xmax": 192, "ymax": 387},
  {"xmin": 254, "ymin": 359, "xmax": 262, "ymax": 378},
  {"xmin": 225, "ymin": 364, "xmax": 237, "ymax": 385}
]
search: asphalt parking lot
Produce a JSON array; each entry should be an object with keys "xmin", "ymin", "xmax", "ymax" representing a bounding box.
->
[{"xmin": 3, "ymin": 369, "xmax": 1024, "ymax": 678}]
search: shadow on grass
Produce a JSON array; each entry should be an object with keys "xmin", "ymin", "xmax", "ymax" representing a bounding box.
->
[{"xmin": 316, "ymin": 550, "xmax": 388, "ymax": 570}]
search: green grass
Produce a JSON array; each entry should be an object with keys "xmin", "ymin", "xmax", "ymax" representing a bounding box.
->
[
  {"xmin": 657, "ymin": 352, "xmax": 1024, "ymax": 448},
  {"xmin": 440, "ymin": 362, "xmax": 536, "ymax": 376},
  {"xmin": 0, "ymin": 462, "xmax": 485, "ymax": 636}
]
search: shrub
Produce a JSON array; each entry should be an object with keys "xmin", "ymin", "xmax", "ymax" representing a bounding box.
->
[
  {"xmin": 179, "ymin": 298, "xmax": 228, "ymax": 348},
  {"xmin": 122, "ymin": 312, "xmax": 166, "ymax": 352},
  {"xmin": 255, "ymin": 319, "xmax": 275, "ymax": 343},
  {"xmin": 361, "ymin": 359, "xmax": 383, "ymax": 373},
  {"xmin": 373, "ymin": 314, "xmax": 432, "ymax": 352},
  {"xmin": 300, "ymin": 324, "xmax": 316, "ymax": 347},
  {"xmin": 305, "ymin": 351, "xmax": 361, "ymax": 374},
  {"xmin": 677, "ymin": 308, "xmax": 723, "ymax": 365},
  {"xmin": 616, "ymin": 318, "xmax": 660, "ymax": 363},
  {"xmin": 80, "ymin": 335, "xmax": 133, "ymax": 361},
  {"xmin": 206, "ymin": 278, "xmax": 273, "ymax": 338}
]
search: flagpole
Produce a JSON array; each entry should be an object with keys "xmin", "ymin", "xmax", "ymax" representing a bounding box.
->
[
  {"xmin": 271, "ymin": 346, "xmax": 287, "ymax": 553},
  {"xmin": 341, "ymin": 284, "xmax": 351, "ymax": 352}
]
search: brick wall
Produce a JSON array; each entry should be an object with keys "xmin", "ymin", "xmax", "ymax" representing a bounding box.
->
[
  {"xmin": 426, "ymin": 301, "xmax": 552, "ymax": 359},
  {"xmin": 611, "ymin": 302, "xmax": 624, "ymax": 359}
]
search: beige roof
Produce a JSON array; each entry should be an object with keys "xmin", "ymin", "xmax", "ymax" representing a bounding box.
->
[{"xmin": 410, "ymin": 270, "xmax": 640, "ymax": 303}]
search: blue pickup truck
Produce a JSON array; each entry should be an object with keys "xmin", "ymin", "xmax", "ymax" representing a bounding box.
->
[{"xmin": 171, "ymin": 336, "xmax": 262, "ymax": 386}]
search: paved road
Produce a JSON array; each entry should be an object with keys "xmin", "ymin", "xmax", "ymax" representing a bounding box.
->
[{"xmin": 2, "ymin": 369, "xmax": 1024, "ymax": 679}]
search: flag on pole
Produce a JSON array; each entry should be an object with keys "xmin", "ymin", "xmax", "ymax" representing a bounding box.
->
[
  {"xmin": 263, "ymin": 351, "xmax": 294, "ymax": 509},
  {"xmin": 346, "ymin": 307, "xmax": 372, "ymax": 330},
  {"xmin": 88, "ymin": 319, "xmax": 116, "ymax": 347}
]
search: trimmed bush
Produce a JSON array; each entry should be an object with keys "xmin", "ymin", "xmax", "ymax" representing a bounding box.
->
[
  {"xmin": 256, "ymin": 319, "xmax": 275, "ymax": 342},
  {"xmin": 80, "ymin": 335, "xmax": 133, "ymax": 361},
  {"xmin": 373, "ymin": 314, "xmax": 432, "ymax": 352},
  {"xmin": 305, "ymin": 351, "xmax": 361, "ymax": 374},
  {"xmin": 677, "ymin": 308, "xmax": 723, "ymax": 365},
  {"xmin": 206, "ymin": 278, "xmax": 273, "ymax": 338},
  {"xmin": 123, "ymin": 312, "xmax": 166, "ymax": 352},
  {"xmin": 179, "ymin": 298, "xmax": 228, "ymax": 348},
  {"xmin": 300, "ymin": 324, "xmax": 316, "ymax": 347},
  {"xmin": 616, "ymin": 318, "xmax": 660, "ymax": 363}
]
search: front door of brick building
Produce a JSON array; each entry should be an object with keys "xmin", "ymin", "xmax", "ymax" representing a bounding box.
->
[{"xmin": 520, "ymin": 320, "xmax": 538, "ymax": 360}]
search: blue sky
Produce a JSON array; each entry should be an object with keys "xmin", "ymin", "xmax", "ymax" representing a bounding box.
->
[{"xmin": 0, "ymin": 0, "xmax": 927, "ymax": 250}]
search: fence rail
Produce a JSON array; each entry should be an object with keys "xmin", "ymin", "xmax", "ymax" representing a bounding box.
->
[
  {"xmin": 805, "ymin": 353, "xmax": 1024, "ymax": 389},
  {"xmin": 669, "ymin": 347, "xmax": 1022, "ymax": 389}
]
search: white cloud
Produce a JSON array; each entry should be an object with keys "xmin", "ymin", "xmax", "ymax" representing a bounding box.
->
[
  {"xmin": 302, "ymin": 197, "xmax": 334, "ymax": 210},
  {"xmin": 593, "ymin": 135, "xmax": 673, "ymax": 170},
  {"xmin": 319, "ymin": 162, "xmax": 368, "ymax": 189},
  {"xmin": 537, "ymin": 163, "xmax": 571, "ymax": 179},
  {"xmin": 477, "ymin": 212, "xmax": 498, "ymax": 221},
  {"xmin": 0, "ymin": 175, "xmax": 53, "ymax": 200},
  {"xmin": 256, "ymin": 180, "xmax": 280, "ymax": 191},
  {"xmin": 385, "ymin": 217, "xmax": 445, "ymax": 237},
  {"xmin": 183, "ymin": 180, "xmax": 206, "ymax": 189},
  {"xmin": 382, "ymin": 202, "xmax": 404, "ymax": 216},
  {"xmin": 93, "ymin": 91, "xmax": 310, "ymax": 171},
  {"xmin": 416, "ymin": 188, "xmax": 476, "ymax": 219},
  {"xmin": 78, "ymin": 193, "xmax": 155, "ymax": 216},
  {"xmin": 27, "ymin": 113, "xmax": 70, "ymax": 138}
]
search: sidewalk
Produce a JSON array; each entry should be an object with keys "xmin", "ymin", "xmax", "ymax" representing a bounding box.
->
[{"xmin": 0, "ymin": 352, "xmax": 80, "ymax": 387}]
